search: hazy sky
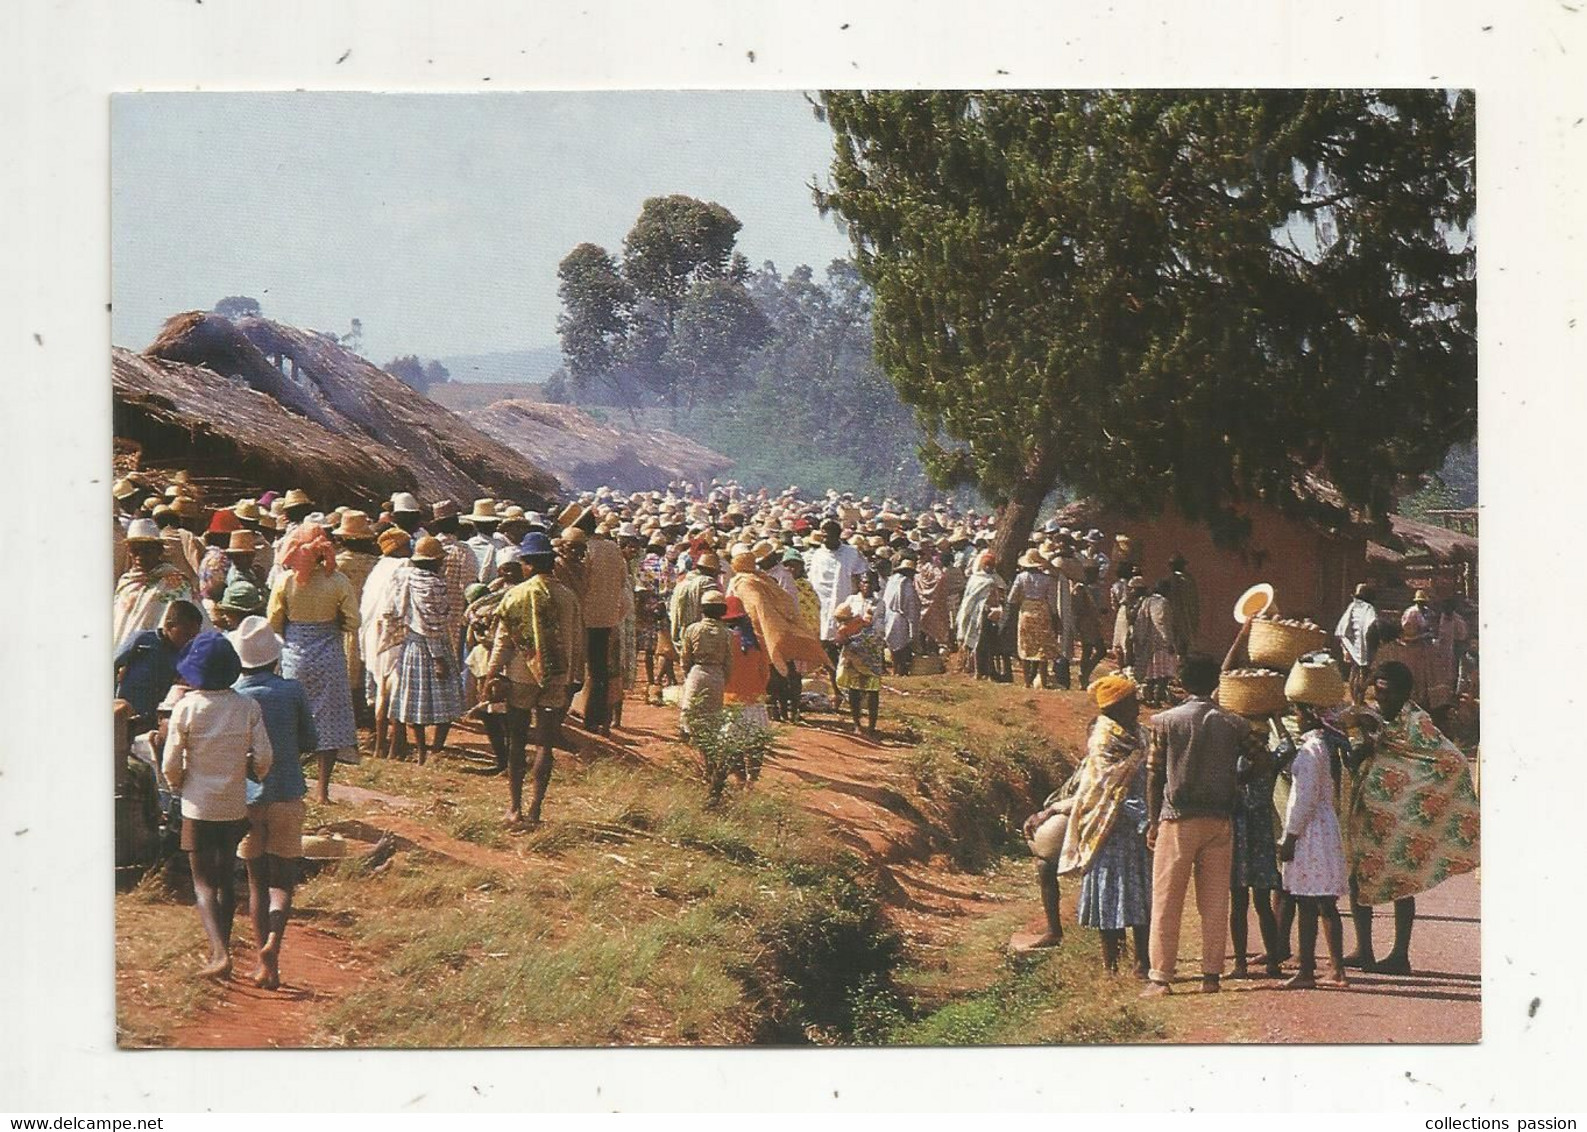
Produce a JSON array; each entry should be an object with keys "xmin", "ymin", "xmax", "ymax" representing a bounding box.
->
[{"xmin": 112, "ymin": 91, "xmax": 854, "ymax": 361}]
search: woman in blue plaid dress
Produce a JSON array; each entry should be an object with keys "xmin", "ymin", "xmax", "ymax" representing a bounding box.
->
[{"xmin": 383, "ymin": 537, "xmax": 463, "ymax": 765}]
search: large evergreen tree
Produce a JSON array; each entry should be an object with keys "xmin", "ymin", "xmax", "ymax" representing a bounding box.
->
[{"xmin": 816, "ymin": 90, "xmax": 1476, "ymax": 576}]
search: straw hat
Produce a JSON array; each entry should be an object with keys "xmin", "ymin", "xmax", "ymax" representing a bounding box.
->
[
  {"xmin": 1285, "ymin": 656, "xmax": 1347, "ymax": 707},
  {"xmin": 411, "ymin": 535, "xmax": 445, "ymax": 562},
  {"xmin": 896, "ymin": 558, "xmax": 917, "ymax": 574},
  {"xmin": 282, "ymin": 488, "xmax": 313, "ymax": 510},
  {"xmin": 469, "ymin": 498, "xmax": 499, "ymax": 523},
  {"xmin": 335, "ymin": 510, "xmax": 376, "ymax": 541},
  {"xmin": 225, "ymin": 530, "xmax": 259, "ymax": 555},
  {"xmin": 696, "ymin": 551, "xmax": 721, "ymax": 572},
  {"xmin": 1018, "ymin": 548, "xmax": 1047, "ymax": 570},
  {"xmin": 1412, "ymin": 589, "xmax": 1432, "ymax": 604},
  {"xmin": 431, "ymin": 499, "xmax": 459, "ymax": 522},
  {"xmin": 112, "ymin": 478, "xmax": 139, "ymax": 501},
  {"xmin": 171, "ymin": 496, "xmax": 204, "ymax": 520},
  {"xmin": 561, "ymin": 527, "xmax": 588, "ymax": 546},
  {"xmin": 617, "ymin": 522, "xmax": 641, "ymax": 540},
  {"xmin": 229, "ymin": 616, "xmax": 283, "ymax": 669},
  {"xmin": 377, "ymin": 528, "xmax": 412, "ymax": 556},
  {"xmin": 701, "ymin": 589, "xmax": 726, "ymax": 608},
  {"xmin": 233, "ymin": 499, "xmax": 261, "ymax": 523},
  {"xmin": 390, "ymin": 492, "xmax": 422, "ymax": 515},
  {"xmin": 125, "ymin": 518, "xmax": 161, "ymax": 544}
]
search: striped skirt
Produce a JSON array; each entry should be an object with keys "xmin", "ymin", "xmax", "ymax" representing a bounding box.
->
[
  {"xmin": 392, "ymin": 631, "xmax": 464, "ymax": 725},
  {"xmin": 282, "ymin": 620, "xmax": 359, "ymax": 761}
]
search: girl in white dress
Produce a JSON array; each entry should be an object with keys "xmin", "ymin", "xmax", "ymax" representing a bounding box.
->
[{"xmin": 1279, "ymin": 701, "xmax": 1350, "ymax": 989}]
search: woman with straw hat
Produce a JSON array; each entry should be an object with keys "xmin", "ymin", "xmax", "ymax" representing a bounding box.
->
[
  {"xmin": 1007, "ymin": 547, "xmax": 1060, "ymax": 689},
  {"xmin": 380, "ymin": 536, "xmax": 463, "ymax": 766},
  {"xmin": 360, "ymin": 528, "xmax": 412, "ymax": 759},
  {"xmin": 268, "ymin": 522, "xmax": 361, "ymax": 803},
  {"xmin": 115, "ymin": 519, "xmax": 205, "ymax": 654},
  {"xmin": 678, "ymin": 589, "xmax": 733, "ymax": 738},
  {"xmin": 332, "ymin": 511, "xmax": 380, "ymax": 722}
]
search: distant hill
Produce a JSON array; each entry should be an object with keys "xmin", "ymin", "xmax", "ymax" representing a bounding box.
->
[{"xmin": 439, "ymin": 345, "xmax": 563, "ymax": 385}]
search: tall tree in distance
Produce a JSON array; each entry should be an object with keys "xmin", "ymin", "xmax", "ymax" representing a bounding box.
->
[
  {"xmin": 816, "ymin": 90, "xmax": 1475, "ymax": 577},
  {"xmin": 622, "ymin": 195, "xmax": 742, "ymax": 335},
  {"xmin": 556, "ymin": 242, "xmax": 635, "ymax": 397},
  {"xmin": 385, "ymin": 354, "xmax": 450, "ymax": 395},
  {"xmin": 555, "ymin": 196, "xmax": 765, "ymax": 420}
]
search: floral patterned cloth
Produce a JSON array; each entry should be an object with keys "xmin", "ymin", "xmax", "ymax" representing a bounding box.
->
[{"xmin": 1345, "ymin": 704, "xmax": 1480, "ymax": 905}]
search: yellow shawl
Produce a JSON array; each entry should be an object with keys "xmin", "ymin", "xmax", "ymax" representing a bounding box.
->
[{"xmin": 1057, "ymin": 715, "xmax": 1148, "ymax": 877}]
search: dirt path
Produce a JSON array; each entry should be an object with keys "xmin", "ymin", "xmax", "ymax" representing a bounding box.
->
[
  {"xmin": 1225, "ymin": 871, "xmax": 1481, "ymax": 1043},
  {"xmin": 165, "ymin": 921, "xmax": 365, "ymax": 1049}
]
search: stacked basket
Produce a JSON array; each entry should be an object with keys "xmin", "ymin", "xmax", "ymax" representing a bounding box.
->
[{"xmin": 1220, "ymin": 614, "xmax": 1330, "ymax": 717}]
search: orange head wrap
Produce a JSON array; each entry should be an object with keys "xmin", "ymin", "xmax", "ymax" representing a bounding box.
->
[{"xmin": 1089, "ymin": 674, "xmax": 1138, "ymax": 710}]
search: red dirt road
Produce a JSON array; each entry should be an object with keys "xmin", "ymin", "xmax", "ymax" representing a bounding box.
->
[{"xmin": 1229, "ymin": 871, "xmax": 1481, "ymax": 1043}]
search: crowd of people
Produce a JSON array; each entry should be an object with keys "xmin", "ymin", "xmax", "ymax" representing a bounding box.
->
[{"xmin": 112, "ymin": 471, "xmax": 1478, "ymax": 994}]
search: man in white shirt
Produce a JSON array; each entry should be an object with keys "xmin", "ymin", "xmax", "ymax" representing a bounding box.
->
[{"xmin": 806, "ymin": 519, "xmax": 869, "ymax": 697}]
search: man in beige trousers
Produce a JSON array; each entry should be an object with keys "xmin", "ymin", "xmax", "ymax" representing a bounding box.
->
[{"xmin": 1142, "ymin": 655, "xmax": 1266, "ymax": 995}]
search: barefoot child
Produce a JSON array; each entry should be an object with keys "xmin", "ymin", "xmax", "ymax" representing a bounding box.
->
[
  {"xmin": 231, "ymin": 616, "xmax": 317, "ymax": 990},
  {"xmin": 161, "ymin": 631, "xmax": 273, "ymax": 980},
  {"xmin": 1279, "ymin": 696, "xmax": 1350, "ymax": 989}
]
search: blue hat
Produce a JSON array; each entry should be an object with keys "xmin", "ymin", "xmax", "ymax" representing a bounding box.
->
[
  {"xmin": 518, "ymin": 531, "xmax": 555, "ymax": 559},
  {"xmin": 176, "ymin": 630, "xmax": 243, "ymax": 691}
]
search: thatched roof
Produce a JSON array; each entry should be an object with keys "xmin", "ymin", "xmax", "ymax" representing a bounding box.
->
[
  {"xmin": 116, "ymin": 312, "xmax": 560, "ymax": 509},
  {"xmin": 463, "ymin": 399, "xmax": 734, "ymax": 492},
  {"xmin": 1368, "ymin": 514, "xmax": 1479, "ymax": 567}
]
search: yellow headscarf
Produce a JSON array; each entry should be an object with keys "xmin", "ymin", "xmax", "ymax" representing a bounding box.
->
[{"xmin": 1088, "ymin": 674, "xmax": 1138, "ymax": 710}]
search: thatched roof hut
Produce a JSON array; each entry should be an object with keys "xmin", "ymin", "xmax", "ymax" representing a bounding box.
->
[
  {"xmin": 115, "ymin": 312, "xmax": 560, "ymax": 510},
  {"xmin": 463, "ymin": 399, "xmax": 734, "ymax": 492},
  {"xmin": 1367, "ymin": 513, "xmax": 1479, "ymax": 603}
]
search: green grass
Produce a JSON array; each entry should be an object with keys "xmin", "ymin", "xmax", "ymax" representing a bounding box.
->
[
  {"xmin": 291, "ymin": 751, "xmax": 901, "ymax": 1046},
  {"xmin": 886, "ymin": 676, "xmax": 1079, "ymax": 871},
  {"xmin": 881, "ymin": 857, "xmax": 1168, "ymax": 1045}
]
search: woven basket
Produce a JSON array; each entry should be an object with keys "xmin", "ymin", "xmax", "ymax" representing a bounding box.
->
[
  {"xmin": 1248, "ymin": 619, "xmax": 1329, "ymax": 670},
  {"xmin": 1218, "ymin": 670, "xmax": 1288, "ymax": 717},
  {"xmin": 1285, "ymin": 660, "xmax": 1347, "ymax": 707}
]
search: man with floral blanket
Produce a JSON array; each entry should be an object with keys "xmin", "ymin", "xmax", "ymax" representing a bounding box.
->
[{"xmin": 1340, "ymin": 660, "xmax": 1480, "ymax": 975}]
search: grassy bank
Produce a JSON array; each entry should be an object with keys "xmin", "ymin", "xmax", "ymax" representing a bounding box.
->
[{"xmin": 884, "ymin": 674, "xmax": 1080, "ymax": 871}]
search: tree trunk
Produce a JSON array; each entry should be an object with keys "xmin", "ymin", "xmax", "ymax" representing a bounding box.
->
[{"xmin": 990, "ymin": 462, "xmax": 1054, "ymax": 581}]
